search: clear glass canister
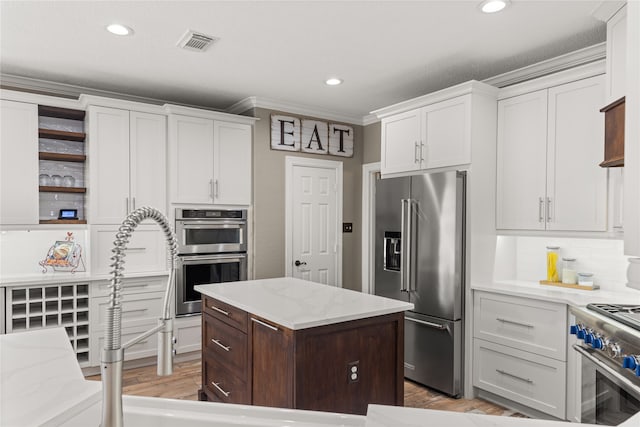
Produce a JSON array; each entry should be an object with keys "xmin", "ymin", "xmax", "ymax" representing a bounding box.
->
[
  {"xmin": 562, "ymin": 257, "xmax": 577, "ymax": 284},
  {"xmin": 546, "ymin": 246, "xmax": 560, "ymax": 282}
]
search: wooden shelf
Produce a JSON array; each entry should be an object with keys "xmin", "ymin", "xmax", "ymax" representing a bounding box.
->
[
  {"xmin": 38, "ymin": 105, "xmax": 85, "ymax": 121},
  {"xmin": 39, "ymin": 152, "xmax": 86, "ymax": 162},
  {"xmin": 39, "ymin": 128, "xmax": 86, "ymax": 142},
  {"xmin": 539, "ymin": 280, "xmax": 598, "ymax": 291},
  {"xmin": 39, "ymin": 186, "xmax": 86, "ymax": 193},
  {"xmin": 39, "ymin": 219, "xmax": 87, "ymax": 225}
]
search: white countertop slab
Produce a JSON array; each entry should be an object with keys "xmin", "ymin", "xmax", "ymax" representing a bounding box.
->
[
  {"xmin": 195, "ymin": 277, "xmax": 414, "ymax": 330},
  {"xmin": 0, "ymin": 270, "xmax": 169, "ymax": 287},
  {"xmin": 0, "ymin": 328, "xmax": 101, "ymax": 427},
  {"xmin": 472, "ymin": 280, "xmax": 640, "ymax": 307}
]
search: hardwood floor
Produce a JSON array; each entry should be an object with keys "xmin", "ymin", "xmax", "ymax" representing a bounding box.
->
[{"xmin": 87, "ymin": 358, "xmax": 524, "ymax": 417}]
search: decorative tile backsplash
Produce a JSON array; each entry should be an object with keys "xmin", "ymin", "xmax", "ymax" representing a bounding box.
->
[{"xmin": 495, "ymin": 235, "xmax": 630, "ymax": 291}]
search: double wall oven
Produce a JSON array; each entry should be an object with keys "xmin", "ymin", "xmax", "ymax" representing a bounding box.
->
[
  {"xmin": 175, "ymin": 208, "xmax": 247, "ymax": 316},
  {"xmin": 570, "ymin": 304, "xmax": 640, "ymax": 425}
]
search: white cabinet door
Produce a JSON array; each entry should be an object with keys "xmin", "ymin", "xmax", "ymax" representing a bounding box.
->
[
  {"xmin": 421, "ymin": 94, "xmax": 471, "ymax": 169},
  {"xmin": 546, "ymin": 75, "xmax": 607, "ymax": 231},
  {"xmin": 213, "ymin": 121, "xmax": 251, "ymax": 205},
  {"xmin": 169, "ymin": 114, "xmax": 214, "ymax": 204},
  {"xmin": 0, "ymin": 100, "xmax": 39, "ymax": 225},
  {"xmin": 380, "ymin": 109, "xmax": 421, "ymax": 175},
  {"xmin": 130, "ymin": 111, "xmax": 167, "ymax": 215},
  {"xmin": 88, "ymin": 106, "xmax": 130, "ymax": 224},
  {"xmin": 496, "ymin": 90, "xmax": 548, "ymax": 230}
]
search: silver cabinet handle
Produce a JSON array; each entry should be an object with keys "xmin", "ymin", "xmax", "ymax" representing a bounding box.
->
[
  {"xmin": 496, "ymin": 317, "xmax": 534, "ymax": 328},
  {"xmin": 210, "ymin": 305, "xmax": 229, "ymax": 316},
  {"xmin": 496, "ymin": 369, "xmax": 533, "ymax": 384},
  {"xmin": 122, "ymin": 308, "xmax": 148, "ymax": 314},
  {"xmin": 251, "ymin": 317, "xmax": 278, "ymax": 331},
  {"xmin": 539, "ymin": 197, "xmax": 544, "ymax": 223},
  {"xmin": 211, "ymin": 381, "xmax": 231, "ymax": 397},
  {"xmin": 211, "ymin": 338, "xmax": 231, "ymax": 352},
  {"xmin": 414, "ymin": 141, "xmax": 420, "ymax": 163},
  {"xmin": 406, "ymin": 316, "xmax": 446, "ymax": 330},
  {"xmin": 132, "ymin": 197, "xmax": 136, "ymax": 211},
  {"xmin": 546, "ymin": 197, "xmax": 552, "ymax": 222},
  {"xmin": 125, "ymin": 197, "xmax": 129, "ymax": 215},
  {"xmin": 124, "ymin": 247, "xmax": 146, "ymax": 251},
  {"xmin": 209, "ymin": 179, "xmax": 214, "ymax": 200},
  {"xmin": 214, "ymin": 179, "xmax": 219, "ymax": 199},
  {"xmin": 420, "ymin": 142, "xmax": 425, "ymax": 162}
]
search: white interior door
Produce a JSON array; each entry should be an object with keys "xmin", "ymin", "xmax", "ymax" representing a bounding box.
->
[{"xmin": 286, "ymin": 157, "xmax": 342, "ymax": 286}]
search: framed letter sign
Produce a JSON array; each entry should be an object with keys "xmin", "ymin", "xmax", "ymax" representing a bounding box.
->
[{"xmin": 271, "ymin": 115, "xmax": 300, "ymax": 151}]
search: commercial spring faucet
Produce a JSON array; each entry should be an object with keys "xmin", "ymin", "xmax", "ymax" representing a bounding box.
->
[{"xmin": 100, "ymin": 207, "xmax": 178, "ymax": 427}]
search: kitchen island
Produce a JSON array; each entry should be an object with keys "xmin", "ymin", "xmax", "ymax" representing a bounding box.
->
[{"xmin": 194, "ymin": 277, "xmax": 413, "ymax": 415}]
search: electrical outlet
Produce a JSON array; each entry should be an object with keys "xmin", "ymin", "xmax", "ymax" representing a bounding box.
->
[{"xmin": 347, "ymin": 360, "xmax": 359, "ymax": 383}]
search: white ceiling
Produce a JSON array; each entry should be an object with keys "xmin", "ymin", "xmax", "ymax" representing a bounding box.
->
[{"xmin": 0, "ymin": 1, "xmax": 607, "ymax": 123}]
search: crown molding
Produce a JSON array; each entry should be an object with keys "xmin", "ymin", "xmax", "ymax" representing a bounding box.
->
[
  {"xmin": 591, "ymin": 1, "xmax": 626, "ymax": 22},
  {"xmin": 227, "ymin": 96, "xmax": 365, "ymax": 126},
  {"xmin": 483, "ymin": 42, "xmax": 606, "ymax": 89}
]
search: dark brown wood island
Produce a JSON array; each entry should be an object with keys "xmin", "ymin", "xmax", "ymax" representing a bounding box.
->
[{"xmin": 195, "ymin": 277, "xmax": 413, "ymax": 415}]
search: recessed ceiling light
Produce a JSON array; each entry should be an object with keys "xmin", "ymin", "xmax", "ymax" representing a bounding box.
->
[
  {"xmin": 325, "ymin": 78, "xmax": 343, "ymax": 86},
  {"xmin": 106, "ymin": 24, "xmax": 134, "ymax": 36},
  {"xmin": 479, "ymin": 0, "xmax": 509, "ymax": 13}
]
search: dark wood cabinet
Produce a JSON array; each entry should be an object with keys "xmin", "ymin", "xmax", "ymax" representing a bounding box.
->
[
  {"xmin": 600, "ymin": 96, "xmax": 625, "ymax": 167},
  {"xmin": 200, "ymin": 295, "xmax": 405, "ymax": 415}
]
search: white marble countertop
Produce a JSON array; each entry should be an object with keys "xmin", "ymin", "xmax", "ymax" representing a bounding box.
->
[
  {"xmin": 0, "ymin": 270, "xmax": 169, "ymax": 287},
  {"xmin": 472, "ymin": 280, "xmax": 640, "ymax": 307},
  {"xmin": 195, "ymin": 277, "xmax": 414, "ymax": 330}
]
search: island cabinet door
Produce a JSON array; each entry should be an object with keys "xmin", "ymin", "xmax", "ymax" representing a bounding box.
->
[{"xmin": 250, "ymin": 316, "xmax": 294, "ymax": 408}]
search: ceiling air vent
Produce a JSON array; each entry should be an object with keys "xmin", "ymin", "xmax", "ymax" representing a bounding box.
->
[{"xmin": 177, "ymin": 30, "xmax": 218, "ymax": 52}]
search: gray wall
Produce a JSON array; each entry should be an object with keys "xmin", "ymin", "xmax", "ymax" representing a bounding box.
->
[
  {"xmin": 250, "ymin": 107, "xmax": 364, "ymax": 291},
  {"xmin": 363, "ymin": 121, "xmax": 381, "ymax": 164}
]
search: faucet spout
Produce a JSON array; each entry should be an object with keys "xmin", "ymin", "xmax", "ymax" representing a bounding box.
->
[{"xmin": 100, "ymin": 207, "xmax": 178, "ymax": 427}]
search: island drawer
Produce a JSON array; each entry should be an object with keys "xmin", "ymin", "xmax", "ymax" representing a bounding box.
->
[
  {"xmin": 473, "ymin": 291, "xmax": 567, "ymax": 361},
  {"xmin": 202, "ymin": 295, "xmax": 248, "ymax": 332},
  {"xmin": 204, "ymin": 358, "xmax": 250, "ymax": 405},
  {"xmin": 204, "ymin": 313, "xmax": 248, "ymax": 378}
]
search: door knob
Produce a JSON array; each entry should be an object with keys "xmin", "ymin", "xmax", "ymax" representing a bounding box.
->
[{"xmin": 294, "ymin": 260, "xmax": 307, "ymax": 266}]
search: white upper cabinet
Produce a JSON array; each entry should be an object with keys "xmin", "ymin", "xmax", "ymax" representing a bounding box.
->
[
  {"xmin": 496, "ymin": 90, "xmax": 548, "ymax": 230},
  {"xmin": 0, "ymin": 100, "xmax": 39, "ymax": 225},
  {"xmin": 168, "ymin": 110, "xmax": 254, "ymax": 206},
  {"xmin": 606, "ymin": 5, "xmax": 627, "ymax": 103},
  {"xmin": 375, "ymin": 81, "xmax": 496, "ymax": 177},
  {"xmin": 380, "ymin": 109, "xmax": 421, "ymax": 175},
  {"xmin": 88, "ymin": 105, "xmax": 167, "ymax": 224},
  {"xmin": 168, "ymin": 114, "xmax": 215, "ymax": 205},
  {"xmin": 496, "ymin": 75, "xmax": 607, "ymax": 232},
  {"xmin": 213, "ymin": 121, "xmax": 252, "ymax": 205}
]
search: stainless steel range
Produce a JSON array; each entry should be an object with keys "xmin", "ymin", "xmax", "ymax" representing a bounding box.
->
[{"xmin": 570, "ymin": 304, "xmax": 640, "ymax": 425}]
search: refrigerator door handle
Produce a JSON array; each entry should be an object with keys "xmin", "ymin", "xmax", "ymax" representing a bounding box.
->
[
  {"xmin": 400, "ymin": 198, "xmax": 410, "ymax": 292},
  {"xmin": 406, "ymin": 316, "xmax": 447, "ymax": 330},
  {"xmin": 408, "ymin": 199, "xmax": 417, "ymax": 292}
]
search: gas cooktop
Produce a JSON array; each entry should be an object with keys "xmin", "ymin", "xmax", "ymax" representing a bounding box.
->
[{"xmin": 587, "ymin": 303, "xmax": 640, "ymax": 332}]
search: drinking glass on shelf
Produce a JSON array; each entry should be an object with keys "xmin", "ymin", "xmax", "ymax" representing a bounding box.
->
[
  {"xmin": 62, "ymin": 175, "xmax": 75, "ymax": 187},
  {"xmin": 51, "ymin": 175, "xmax": 62, "ymax": 186}
]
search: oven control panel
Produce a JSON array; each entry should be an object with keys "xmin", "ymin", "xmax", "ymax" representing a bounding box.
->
[{"xmin": 570, "ymin": 323, "xmax": 640, "ymax": 377}]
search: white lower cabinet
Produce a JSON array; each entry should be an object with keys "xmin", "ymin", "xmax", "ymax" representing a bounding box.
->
[
  {"xmin": 174, "ymin": 315, "xmax": 202, "ymax": 354},
  {"xmin": 473, "ymin": 291, "xmax": 567, "ymax": 419},
  {"xmin": 91, "ymin": 225, "xmax": 168, "ymax": 275},
  {"xmin": 473, "ymin": 339, "xmax": 566, "ymax": 419}
]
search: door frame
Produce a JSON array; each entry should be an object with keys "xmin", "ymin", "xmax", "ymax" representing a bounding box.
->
[
  {"xmin": 284, "ymin": 156, "xmax": 343, "ymax": 287},
  {"xmin": 361, "ymin": 162, "xmax": 380, "ymax": 294}
]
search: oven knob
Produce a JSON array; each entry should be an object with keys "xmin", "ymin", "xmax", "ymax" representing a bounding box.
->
[
  {"xmin": 623, "ymin": 356, "xmax": 638, "ymax": 370},
  {"xmin": 570, "ymin": 324, "xmax": 579, "ymax": 334},
  {"xmin": 584, "ymin": 333, "xmax": 595, "ymax": 344},
  {"xmin": 636, "ymin": 365, "xmax": 640, "ymax": 377},
  {"xmin": 592, "ymin": 337, "xmax": 604, "ymax": 349},
  {"xmin": 577, "ymin": 329, "xmax": 586, "ymax": 339},
  {"xmin": 606, "ymin": 342, "xmax": 622, "ymax": 358}
]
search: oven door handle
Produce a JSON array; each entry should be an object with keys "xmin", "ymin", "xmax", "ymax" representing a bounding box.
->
[
  {"xmin": 179, "ymin": 221, "xmax": 245, "ymax": 229},
  {"xmin": 573, "ymin": 344, "xmax": 640, "ymax": 399},
  {"xmin": 178, "ymin": 254, "xmax": 247, "ymax": 264}
]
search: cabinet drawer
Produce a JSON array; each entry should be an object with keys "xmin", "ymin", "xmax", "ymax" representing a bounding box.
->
[
  {"xmin": 473, "ymin": 339, "xmax": 566, "ymax": 419},
  {"xmin": 91, "ymin": 291, "xmax": 164, "ymax": 330},
  {"xmin": 474, "ymin": 291, "xmax": 566, "ymax": 361},
  {"xmin": 202, "ymin": 296, "xmax": 247, "ymax": 333},
  {"xmin": 203, "ymin": 358, "xmax": 250, "ymax": 405},
  {"xmin": 204, "ymin": 313, "xmax": 247, "ymax": 378},
  {"xmin": 91, "ymin": 226, "xmax": 168, "ymax": 275},
  {"xmin": 91, "ymin": 276, "xmax": 167, "ymax": 298},
  {"xmin": 91, "ymin": 322, "xmax": 158, "ymax": 365}
]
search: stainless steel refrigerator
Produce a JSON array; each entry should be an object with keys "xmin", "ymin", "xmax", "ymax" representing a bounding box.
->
[{"xmin": 374, "ymin": 170, "xmax": 465, "ymax": 397}]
